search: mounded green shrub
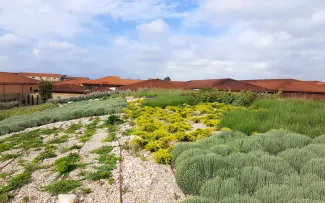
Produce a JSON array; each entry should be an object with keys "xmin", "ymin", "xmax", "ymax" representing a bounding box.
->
[
  {"xmin": 180, "ymin": 197, "xmax": 217, "ymax": 203},
  {"xmin": 219, "ymin": 194, "xmax": 262, "ymax": 203},
  {"xmin": 209, "ymin": 144, "xmax": 236, "ymax": 156},
  {"xmin": 171, "ymin": 142, "xmax": 200, "ymax": 164},
  {"xmin": 255, "ymin": 184, "xmax": 303, "ymax": 203},
  {"xmin": 237, "ymin": 167, "xmax": 277, "ymax": 195},
  {"xmin": 174, "ymin": 149, "xmax": 209, "ymax": 168},
  {"xmin": 278, "ymin": 148, "xmax": 317, "ymax": 172},
  {"xmin": 288, "ymin": 200, "xmax": 325, "ymax": 203},
  {"xmin": 310, "ymin": 135, "xmax": 325, "ymax": 144},
  {"xmin": 199, "ymin": 177, "xmax": 240, "ymax": 200},
  {"xmin": 300, "ymin": 159, "xmax": 325, "ymax": 180},
  {"xmin": 303, "ymin": 181, "xmax": 325, "ymax": 201},
  {"xmin": 175, "ymin": 154, "xmax": 229, "ymax": 195},
  {"xmin": 303, "ymin": 144, "xmax": 325, "ymax": 158}
]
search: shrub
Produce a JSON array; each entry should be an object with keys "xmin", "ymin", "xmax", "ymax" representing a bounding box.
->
[
  {"xmin": 152, "ymin": 148, "xmax": 172, "ymax": 164},
  {"xmin": 300, "ymin": 159, "xmax": 325, "ymax": 180},
  {"xmin": 199, "ymin": 177, "xmax": 240, "ymax": 200},
  {"xmin": 255, "ymin": 184, "xmax": 302, "ymax": 203},
  {"xmin": 47, "ymin": 91, "xmax": 112, "ymax": 104},
  {"xmin": 175, "ymin": 154, "xmax": 229, "ymax": 195},
  {"xmin": 219, "ymin": 194, "xmax": 262, "ymax": 203},
  {"xmin": 174, "ymin": 149, "xmax": 209, "ymax": 167},
  {"xmin": 181, "ymin": 197, "xmax": 217, "ymax": 203},
  {"xmin": 0, "ymin": 98, "xmax": 126, "ymax": 135},
  {"xmin": 105, "ymin": 115, "xmax": 124, "ymax": 125},
  {"xmin": 0, "ymin": 101, "xmax": 21, "ymax": 110},
  {"xmin": 45, "ymin": 180, "xmax": 80, "ymax": 195},
  {"xmin": 54, "ymin": 153, "xmax": 80, "ymax": 174},
  {"xmin": 303, "ymin": 181, "xmax": 325, "ymax": 200},
  {"xmin": 278, "ymin": 149, "xmax": 317, "ymax": 172}
]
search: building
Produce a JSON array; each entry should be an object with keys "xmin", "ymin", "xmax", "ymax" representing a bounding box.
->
[
  {"xmin": 82, "ymin": 76, "xmax": 143, "ymax": 91},
  {"xmin": 118, "ymin": 79, "xmax": 185, "ymax": 91},
  {"xmin": 0, "ymin": 72, "xmax": 38, "ymax": 102},
  {"xmin": 19, "ymin": 72, "xmax": 62, "ymax": 82},
  {"xmin": 183, "ymin": 78, "xmax": 273, "ymax": 92}
]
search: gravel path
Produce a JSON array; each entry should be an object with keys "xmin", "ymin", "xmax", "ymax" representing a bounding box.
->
[{"xmin": 0, "ymin": 116, "xmax": 186, "ymax": 203}]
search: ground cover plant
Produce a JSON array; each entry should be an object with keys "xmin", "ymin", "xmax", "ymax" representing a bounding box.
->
[
  {"xmin": 47, "ymin": 91, "xmax": 113, "ymax": 104},
  {"xmin": 0, "ymin": 98, "xmax": 126, "ymax": 135},
  {"xmin": 124, "ymin": 101, "xmax": 239, "ymax": 163},
  {"xmin": 0, "ymin": 103, "xmax": 57, "ymax": 121},
  {"xmin": 0, "ymin": 115, "xmax": 121, "ymax": 202},
  {"xmin": 172, "ymin": 129, "xmax": 325, "ymax": 203},
  {"xmin": 0, "ymin": 101, "xmax": 21, "ymax": 110},
  {"xmin": 220, "ymin": 99, "xmax": 325, "ymax": 137}
]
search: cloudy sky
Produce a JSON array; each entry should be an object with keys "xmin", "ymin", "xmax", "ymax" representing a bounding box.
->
[{"xmin": 1, "ymin": 0, "xmax": 325, "ymax": 80}]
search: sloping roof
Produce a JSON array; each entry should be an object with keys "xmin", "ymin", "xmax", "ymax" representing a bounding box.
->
[
  {"xmin": 19, "ymin": 72, "xmax": 62, "ymax": 78},
  {"xmin": 87, "ymin": 87, "xmax": 113, "ymax": 94},
  {"xmin": 118, "ymin": 79, "xmax": 185, "ymax": 91},
  {"xmin": 243, "ymin": 79, "xmax": 325, "ymax": 93},
  {"xmin": 182, "ymin": 78, "xmax": 272, "ymax": 92},
  {"xmin": 52, "ymin": 84, "xmax": 85, "ymax": 94},
  {"xmin": 53, "ymin": 79, "xmax": 90, "ymax": 86},
  {"xmin": 184, "ymin": 79, "xmax": 230, "ymax": 89},
  {"xmin": 0, "ymin": 72, "xmax": 39, "ymax": 84},
  {"xmin": 82, "ymin": 76, "xmax": 143, "ymax": 86},
  {"xmin": 63, "ymin": 76, "xmax": 89, "ymax": 80}
]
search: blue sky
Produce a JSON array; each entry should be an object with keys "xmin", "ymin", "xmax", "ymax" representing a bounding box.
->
[{"xmin": 1, "ymin": 0, "xmax": 325, "ymax": 80}]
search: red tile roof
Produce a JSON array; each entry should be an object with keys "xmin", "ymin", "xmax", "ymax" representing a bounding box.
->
[
  {"xmin": 183, "ymin": 78, "xmax": 272, "ymax": 92},
  {"xmin": 243, "ymin": 79, "xmax": 325, "ymax": 93},
  {"xmin": 63, "ymin": 76, "xmax": 89, "ymax": 80},
  {"xmin": 19, "ymin": 72, "xmax": 62, "ymax": 78},
  {"xmin": 0, "ymin": 72, "xmax": 39, "ymax": 84},
  {"xmin": 87, "ymin": 87, "xmax": 113, "ymax": 94},
  {"xmin": 118, "ymin": 79, "xmax": 185, "ymax": 91},
  {"xmin": 82, "ymin": 76, "xmax": 143, "ymax": 86},
  {"xmin": 52, "ymin": 84, "xmax": 85, "ymax": 94},
  {"xmin": 53, "ymin": 79, "xmax": 90, "ymax": 86}
]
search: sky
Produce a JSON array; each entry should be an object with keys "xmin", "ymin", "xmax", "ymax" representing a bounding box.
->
[{"xmin": 1, "ymin": 0, "xmax": 325, "ymax": 81}]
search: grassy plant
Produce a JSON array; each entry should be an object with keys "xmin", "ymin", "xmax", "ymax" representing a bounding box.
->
[
  {"xmin": 65, "ymin": 123, "xmax": 83, "ymax": 134},
  {"xmin": 105, "ymin": 115, "xmax": 123, "ymax": 125},
  {"xmin": 54, "ymin": 153, "xmax": 80, "ymax": 174},
  {"xmin": 0, "ymin": 101, "xmax": 21, "ymax": 110},
  {"xmin": 47, "ymin": 91, "xmax": 113, "ymax": 104},
  {"xmin": 0, "ymin": 98, "xmax": 126, "ymax": 135},
  {"xmin": 220, "ymin": 99, "xmax": 325, "ymax": 137},
  {"xmin": 91, "ymin": 146, "xmax": 113, "ymax": 154},
  {"xmin": 48, "ymin": 134, "xmax": 69, "ymax": 144},
  {"xmin": 60, "ymin": 145, "xmax": 83, "ymax": 153},
  {"xmin": 0, "ymin": 103, "xmax": 57, "ymax": 121},
  {"xmin": 0, "ymin": 153, "xmax": 21, "ymax": 162},
  {"xmin": 45, "ymin": 180, "xmax": 81, "ymax": 195},
  {"xmin": 122, "ymin": 128, "xmax": 134, "ymax": 136}
]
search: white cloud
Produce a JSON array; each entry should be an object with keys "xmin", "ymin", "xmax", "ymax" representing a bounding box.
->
[{"xmin": 137, "ymin": 19, "xmax": 169, "ymax": 33}]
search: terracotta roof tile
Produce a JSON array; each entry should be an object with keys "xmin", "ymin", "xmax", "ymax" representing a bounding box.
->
[
  {"xmin": 52, "ymin": 84, "xmax": 85, "ymax": 94},
  {"xmin": 118, "ymin": 79, "xmax": 185, "ymax": 91},
  {"xmin": 87, "ymin": 87, "xmax": 113, "ymax": 93},
  {"xmin": 82, "ymin": 76, "xmax": 143, "ymax": 86},
  {"xmin": 0, "ymin": 72, "xmax": 39, "ymax": 84},
  {"xmin": 19, "ymin": 72, "xmax": 62, "ymax": 78},
  {"xmin": 53, "ymin": 79, "xmax": 90, "ymax": 86},
  {"xmin": 243, "ymin": 79, "xmax": 325, "ymax": 93}
]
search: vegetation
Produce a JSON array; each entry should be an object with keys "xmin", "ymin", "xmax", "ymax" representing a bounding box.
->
[
  {"xmin": 0, "ymin": 101, "xmax": 21, "ymax": 110},
  {"xmin": 220, "ymin": 99, "xmax": 325, "ymax": 137},
  {"xmin": 86, "ymin": 146, "xmax": 118, "ymax": 181},
  {"xmin": 45, "ymin": 180, "xmax": 81, "ymax": 195},
  {"xmin": 38, "ymin": 80, "xmax": 53, "ymax": 103},
  {"xmin": 54, "ymin": 153, "xmax": 80, "ymax": 174},
  {"xmin": 0, "ymin": 103, "xmax": 57, "ymax": 121},
  {"xmin": 124, "ymin": 101, "xmax": 238, "ymax": 163},
  {"xmin": 173, "ymin": 130, "xmax": 325, "ymax": 202},
  {"xmin": 164, "ymin": 77, "xmax": 171, "ymax": 81},
  {"xmin": 47, "ymin": 91, "xmax": 112, "ymax": 104},
  {"xmin": 0, "ymin": 98, "xmax": 126, "ymax": 135}
]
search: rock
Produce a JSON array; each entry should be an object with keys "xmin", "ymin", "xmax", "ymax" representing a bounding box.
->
[{"xmin": 57, "ymin": 194, "xmax": 78, "ymax": 203}]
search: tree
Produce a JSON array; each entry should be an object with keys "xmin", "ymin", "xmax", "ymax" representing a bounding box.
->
[
  {"xmin": 38, "ymin": 80, "xmax": 52, "ymax": 103},
  {"xmin": 164, "ymin": 77, "xmax": 171, "ymax": 81}
]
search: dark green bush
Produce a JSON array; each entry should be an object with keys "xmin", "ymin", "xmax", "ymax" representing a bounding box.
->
[{"xmin": 45, "ymin": 180, "xmax": 80, "ymax": 195}]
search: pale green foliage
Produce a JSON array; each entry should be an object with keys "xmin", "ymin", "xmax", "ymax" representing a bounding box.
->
[
  {"xmin": 180, "ymin": 197, "xmax": 217, "ymax": 203},
  {"xmin": 199, "ymin": 177, "xmax": 239, "ymax": 200},
  {"xmin": 310, "ymin": 135, "xmax": 325, "ymax": 144},
  {"xmin": 237, "ymin": 167, "xmax": 277, "ymax": 195},
  {"xmin": 173, "ymin": 129, "xmax": 325, "ymax": 202},
  {"xmin": 209, "ymin": 144, "xmax": 236, "ymax": 156},
  {"xmin": 175, "ymin": 154, "xmax": 229, "ymax": 195},
  {"xmin": 278, "ymin": 148, "xmax": 317, "ymax": 172},
  {"xmin": 219, "ymin": 194, "xmax": 262, "ymax": 203},
  {"xmin": 255, "ymin": 184, "xmax": 303, "ymax": 203},
  {"xmin": 288, "ymin": 200, "xmax": 325, "ymax": 203},
  {"xmin": 0, "ymin": 98, "xmax": 126, "ymax": 135},
  {"xmin": 300, "ymin": 159, "xmax": 325, "ymax": 180},
  {"xmin": 174, "ymin": 149, "xmax": 209, "ymax": 168}
]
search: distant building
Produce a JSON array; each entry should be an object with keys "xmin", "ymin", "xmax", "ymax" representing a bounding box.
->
[{"xmin": 19, "ymin": 72, "xmax": 62, "ymax": 82}]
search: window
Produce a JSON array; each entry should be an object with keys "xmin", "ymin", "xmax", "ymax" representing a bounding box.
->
[{"xmin": 30, "ymin": 87, "xmax": 33, "ymax": 92}]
